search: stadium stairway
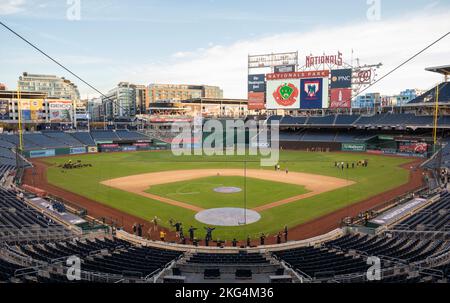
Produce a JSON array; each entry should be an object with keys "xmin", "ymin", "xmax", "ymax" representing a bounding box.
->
[{"xmin": 164, "ymin": 250, "xmax": 291, "ymax": 283}]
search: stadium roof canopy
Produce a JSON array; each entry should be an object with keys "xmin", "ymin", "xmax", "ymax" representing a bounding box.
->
[{"xmin": 425, "ymin": 65, "xmax": 450, "ymax": 76}]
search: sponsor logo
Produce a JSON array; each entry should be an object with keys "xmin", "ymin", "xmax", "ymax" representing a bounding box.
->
[
  {"xmin": 355, "ymin": 69, "xmax": 372, "ymax": 84},
  {"xmin": 273, "ymin": 83, "xmax": 299, "ymax": 106},
  {"xmin": 303, "ymin": 80, "xmax": 320, "ymax": 99},
  {"xmin": 330, "ymin": 88, "xmax": 352, "ymax": 108}
]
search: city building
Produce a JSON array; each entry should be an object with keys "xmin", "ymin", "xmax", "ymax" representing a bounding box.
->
[
  {"xmin": 147, "ymin": 97, "xmax": 248, "ymax": 118},
  {"xmin": 87, "ymin": 97, "xmax": 103, "ymax": 121},
  {"xmin": 398, "ymin": 89, "xmax": 426, "ymax": 106},
  {"xmin": 353, "ymin": 93, "xmax": 381, "ymax": 110},
  {"xmin": 18, "ymin": 72, "xmax": 80, "ymax": 102},
  {"xmin": 102, "ymin": 82, "xmax": 137, "ymax": 119},
  {"xmin": 135, "ymin": 85, "xmax": 148, "ymax": 115},
  {"xmin": 147, "ymin": 84, "xmax": 223, "ymax": 105}
]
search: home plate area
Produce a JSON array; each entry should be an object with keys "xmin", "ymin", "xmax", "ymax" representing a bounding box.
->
[{"xmin": 195, "ymin": 208, "xmax": 261, "ymax": 226}]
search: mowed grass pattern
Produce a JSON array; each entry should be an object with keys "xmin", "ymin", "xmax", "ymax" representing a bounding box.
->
[
  {"xmin": 146, "ymin": 176, "xmax": 309, "ymax": 209},
  {"xmin": 44, "ymin": 151, "xmax": 412, "ymax": 240}
]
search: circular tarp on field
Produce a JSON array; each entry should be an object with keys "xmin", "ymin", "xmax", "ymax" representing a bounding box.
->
[
  {"xmin": 195, "ymin": 208, "xmax": 261, "ymax": 226},
  {"xmin": 213, "ymin": 186, "xmax": 242, "ymax": 193}
]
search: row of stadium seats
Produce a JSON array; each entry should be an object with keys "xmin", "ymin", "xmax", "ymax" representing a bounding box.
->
[
  {"xmin": 274, "ymin": 232, "xmax": 449, "ymax": 281},
  {"xmin": 409, "ymin": 82, "xmax": 450, "ymax": 104},
  {"xmin": 0, "ymin": 237, "xmax": 183, "ymax": 282},
  {"xmin": 268, "ymin": 113, "xmax": 442, "ymax": 127},
  {"xmin": 393, "ymin": 191, "xmax": 450, "ymax": 232},
  {"xmin": 279, "ymin": 130, "xmax": 375, "ymax": 143},
  {"xmin": 0, "ymin": 188, "xmax": 61, "ymax": 229},
  {"xmin": 0, "ymin": 130, "xmax": 151, "ymax": 151}
]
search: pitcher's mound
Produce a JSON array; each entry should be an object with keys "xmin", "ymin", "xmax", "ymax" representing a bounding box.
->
[
  {"xmin": 213, "ymin": 186, "xmax": 242, "ymax": 193},
  {"xmin": 195, "ymin": 208, "xmax": 261, "ymax": 226}
]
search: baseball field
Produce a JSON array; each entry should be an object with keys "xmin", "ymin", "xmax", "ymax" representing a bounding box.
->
[{"xmin": 26, "ymin": 150, "xmax": 422, "ymax": 241}]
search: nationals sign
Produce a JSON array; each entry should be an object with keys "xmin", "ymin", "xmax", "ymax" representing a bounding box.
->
[{"xmin": 266, "ymin": 80, "xmax": 300, "ymax": 109}]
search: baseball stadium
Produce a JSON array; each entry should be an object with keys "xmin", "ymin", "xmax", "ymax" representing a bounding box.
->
[{"xmin": 1, "ymin": 2, "xmax": 450, "ymax": 287}]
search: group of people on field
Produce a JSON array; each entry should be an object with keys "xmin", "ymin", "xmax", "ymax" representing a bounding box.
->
[
  {"xmin": 334, "ymin": 159, "xmax": 369, "ymax": 170},
  {"xmin": 274, "ymin": 164, "xmax": 289, "ymax": 174},
  {"xmin": 135, "ymin": 216, "xmax": 291, "ymax": 247}
]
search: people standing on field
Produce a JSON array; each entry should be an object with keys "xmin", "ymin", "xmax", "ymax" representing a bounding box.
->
[
  {"xmin": 204, "ymin": 226, "xmax": 215, "ymax": 241},
  {"xmin": 160, "ymin": 231, "xmax": 166, "ymax": 242},
  {"xmin": 188, "ymin": 226, "xmax": 197, "ymax": 241},
  {"xmin": 137, "ymin": 224, "xmax": 142, "ymax": 237},
  {"xmin": 246, "ymin": 236, "xmax": 251, "ymax": 247},
  {"xmin": 276, "ymin": 232, "xmax": 282, "ymax": 244},
  {"xmin": 132, "ymin": 223, "xmax": 137, "ymax": 235},
  {"xmin": 151, "ymin": 216, "xmax": 159, "ymax": 230},
  {"xmin": 232, "ymin": 238, "xmax": 238, "ymax": 247},
  {"xmin": 284, "ymin": 225, "xmax": 288, "ymax": 242},
  {"xmin": 260, "ymin": 233, "xmax": 266, "ymax": 246}
]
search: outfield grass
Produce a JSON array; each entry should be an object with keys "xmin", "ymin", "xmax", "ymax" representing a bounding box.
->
[
  {"xmin": 146, "ymin": 176, "xmax": 309, "ymax": 209},
  {"xmin": 44, "ymin": 150, "xmax": 412, "ymax": 240}
]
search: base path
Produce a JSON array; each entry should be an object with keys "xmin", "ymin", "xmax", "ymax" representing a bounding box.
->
[{"xmin": 100, "ymin": 169, "xmax": 355, "ymax": 212}]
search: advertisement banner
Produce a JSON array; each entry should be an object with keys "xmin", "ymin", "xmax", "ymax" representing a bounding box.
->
[
  {"xmin": 267, "ymin": 70, "xmax": 329, "ymax": 81},
  {"xmin": 248, "ymin": 52, "xmax": 298, "ymax": 69},
  {"xmin": 30, "ymin": 149, "xmax": 56, "ymax": 158},
  {"xmin": 247, "ymin": 92, "xmax": 266, "ymax": 110},
  {"xmin": 398, "ymin": 142, "xmax": 428, "ymax": 154},
  {"xmin": 330, "ymin": 88, "xmax": 352, "ymax": 108},
  {"xmin": 21, "ymin": 110, "xmax": 31, "ymax": 121},
  {"xmin": 19, "ymin": 100, "xmax": 31, "ymax": 121},
  {"xmin": 300, "ymin": 77, "xmax": 329, "ymax": 109},
  {"xmin": 122, "ymin": 146, "xmax": 137, "ymax": 152},
  {"xmin": 274, "ymin": 65, "xmax": 296, "ymax": 73},
  {"xmin": 266, "ymin": 79, "xmax": 300, "ymax": 109},
  {"xmin": 30, "ymin": 99, "xmax": 45, "ymax": 121},
  {"xmin": 87, "ymin": 146, "xmax": 98, "ymax": 153},
  {"xmin": 70, "ymin": 147, "xmax": 86, "ymax": 155},
  {"xmin": 0, "ymin": 99, "xmax": 9, "ymax": 120},
  {"xmin": 133, "ymin": 143, "xmax": 150, "ymax": 147},
  {"xmin": 330, "ymin": 69, "xmax": 352, "ymax": 88},
  {"xmin": 49, "ymin": 100, "xmax": 73, "ymax": 122},
  {"xmin": 342, "ymin": 143, "xmax": 366, "ymax": 152},
  {"xmin": 248, "ymin": 74, "xmax": 266, "ymax": 92}
]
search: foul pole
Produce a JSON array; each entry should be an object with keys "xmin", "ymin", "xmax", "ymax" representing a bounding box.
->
[
  {"xmin": 433, "ymin": 84, "xmax": 440, "ymax": 146},
  {"xmin": 17, "ymin": 87, "xmax": 24, "ymax": 152}
]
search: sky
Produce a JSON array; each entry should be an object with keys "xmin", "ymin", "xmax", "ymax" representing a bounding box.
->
[{"xmin": 0, "ymin": 0, "xmax": 450, "ymax": 99}]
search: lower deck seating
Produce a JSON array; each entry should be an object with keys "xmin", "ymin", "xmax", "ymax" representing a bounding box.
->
[{"xmin": 394, "ymin": 191, "xmax": 450, "ymax": 231}]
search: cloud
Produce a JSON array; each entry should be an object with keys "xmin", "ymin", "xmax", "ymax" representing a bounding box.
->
[
  {"xmin": 0, "ymin": 0, "xmax": 26, "ymax": 15},
  {"xmin": 123, "ymin": 10, "xmax": 450, "ymax": 99}
]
